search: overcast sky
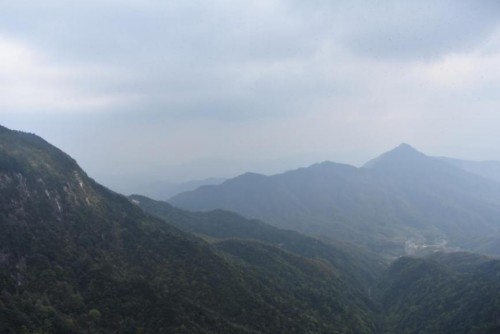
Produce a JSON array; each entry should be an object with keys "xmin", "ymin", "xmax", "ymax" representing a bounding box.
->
[{"xmin": 2, "ymin": 0, "xmax": 500, "ymax": 193}]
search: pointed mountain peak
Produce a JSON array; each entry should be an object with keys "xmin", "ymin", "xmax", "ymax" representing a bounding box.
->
[
  {"xmin": 394, "ymin": 143, "xmax": 418, "ymax": 152},
  {"xmin": 363, "ymin": 143, "xmax": 430, "ymax": 170},
  {"xmin": 383, "ymin": 143, "xmax": 425, "ymax": 159}
]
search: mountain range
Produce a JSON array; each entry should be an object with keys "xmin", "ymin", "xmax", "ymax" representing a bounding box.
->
[
  {"xmin": 2, "ymin": 124, "xmax": 500, "ymax": 333},
  {"xmin": 131, "ymin": 194, "xmax": 500, "ymax": 334},
  {"xmin": 122, "ymin": 178, "xmax": 226, "ymax": 202},
  {"xmin": 0, "ymin": 125, "xmax": 380, "ymax": 333},
  {"xmin": 129, "ymin": 194, "xmax": 385, "ymax": 292},
  {"xmin": 170, "ymin": 143, "xmax": 500, "ymax": 258},
  {"xmin": 437, "ymin": 157, "xmax": 500, "ymax": 184}
]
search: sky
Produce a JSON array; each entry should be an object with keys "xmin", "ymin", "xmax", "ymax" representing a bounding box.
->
[{"xmin": 1, "ymin": 0, "xmax": 500, "ymax": 194}]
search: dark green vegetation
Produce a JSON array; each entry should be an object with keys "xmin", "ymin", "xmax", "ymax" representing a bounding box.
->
[
  {"xmin": 380, "ymin": 252, "xmax": 500, "ymax": 334},
  {"xmin": 3, "ymin": 125, "xmax": 500, "ymax": 334},
  {"xmin": 133, "ymin": 195, "xmax": 500, "ymax": 334},
  {"xmin": 0, "ymin": 125, "xmax": 380, "ymax": 333},
  {"xmin": 129, "ymin": 194, "xmax": 384, "ymax": 291},
  {"xmin": 170, "ymin": 144, "xmax": 500, "ymax": 257}
]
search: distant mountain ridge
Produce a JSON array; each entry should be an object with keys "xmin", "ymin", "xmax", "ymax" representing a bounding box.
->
[
  {"xmin": 4, "ymin": 124, "xmax": 500, "ymax": 333},
  {"xmin": 129, "ymin": 194, "xmax": 385, "ymax": 291},
  {"xmin": 437, "ymin": 156, "xmax": 500, "ymax": 184},
  {"xmin": 127, "ymin": 177, "xmax": 226, "ymax": 201},
  {"xmin": 0, "ymin": 124, "xmax": 381, "ymax": 333},
  {"xmin": 170, "ymin": 144, "xmax": 500, "ymax": 257}
]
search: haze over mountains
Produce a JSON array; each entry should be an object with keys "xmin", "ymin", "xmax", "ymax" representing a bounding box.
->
[
  {"xmin": 3, "ymin": 0, "xmax": 500, "ymax": 332},
  {"xmin": 122, "ymin": 178, "xmax": 226, "ymax": 202},
  {"xmin": 170, "ymin": 143, "xmax": 500, "ymax": 258},
  {"xmin": 436, "ymin": 157, "xmax": 500, "ymax": 184},
  {"xmin": 2, "ymin": 124, "xmax": 500, "ymax": 333},
  {"xmin": 131, "ymin": 195, "xmax": 500, "ymax": 334},
  {"xmin": 0, "ymin": 125, "xmax": 380, "ymax": 333}
]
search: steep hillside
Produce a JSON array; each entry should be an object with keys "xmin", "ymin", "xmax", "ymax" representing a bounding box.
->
[
  {"xmin": 0, "ymin": 125, "xmax": 380, "ymax": 333},
  {"xmin": 132, "ymin": 195, "xmax": 500, "ymax": 333},
  {"xmin": 170, "ymin": 144, "xmax": 500, "ymax": 257},
  {"xmin": 380, "ymin": 253, "xmax": 500, "ymax": 334},
  {"xmin": 129, "ymin": 194, "xmax": 385, "ymax": 292},
  {"xmin": 216, "ymin": 239, "xmax": 377, "ymax": 334}
]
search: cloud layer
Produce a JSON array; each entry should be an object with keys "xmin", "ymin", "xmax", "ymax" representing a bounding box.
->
[{"xmin": 2, "ymin": 0, "xmax": 500, "ymax": 192}]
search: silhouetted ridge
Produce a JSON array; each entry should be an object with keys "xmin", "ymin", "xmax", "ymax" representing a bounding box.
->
[
  {"xmin": 363, "ymin": 143, "xmax": 429, "ymax": 170},
  {"xmin": 223, "ymin": 171, "xmax": 267, "ymax": 185},
  {"xmin": 438, "ymin": 156, "xmax": 500, "ymax": 184},
  {"xmin": 171, "ymin": 143, "xmax": 500, "ymax": 257},
  {"xmin": 0, "ymin": 124, "xmax": 81, "ymax": 177},
  {"xmin": 304, "ymin": 161, "xmax": 356, "ymax": 173}
]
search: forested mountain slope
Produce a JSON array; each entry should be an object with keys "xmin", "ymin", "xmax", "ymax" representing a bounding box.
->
[
  {"xmin": 0, "ymin": 125, "xmax": 380, "ymax": 333},
  {"xmin": 380, "ymin": 252, "xmax": 500, "ymax": 334},
  {"xmin": 130, "ymin": 194, "xmax": 385, "ymax": 293},
  {"xmin": 133, "ymin": 191, "xmax": 500, "ymax": 333}
]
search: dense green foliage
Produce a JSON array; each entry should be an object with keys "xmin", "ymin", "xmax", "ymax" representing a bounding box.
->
[
  {"xmin": 133, "ymin": 194, "xmax": 500, "ymax": 334},
  {"xmin": 129, "ymin": 194, "xmax": 385, "ymax": 291},
  {"xmin": 170, "ymin": 144, "xmax": 500, "ymax": 257},
  {"xmin": 216, "ymin": 239, "xmax": 378, "ymax": 334},
  {"xmin": 379, "ymin": 253, "xmax": 500, "ymax": 334},
  {"xmin": 2, "ymin": 125, "xmax": 500, "ymax": 334},
  {"xmin": 0, "ymin": 125, "xmax": 381, "ymax": 333}
]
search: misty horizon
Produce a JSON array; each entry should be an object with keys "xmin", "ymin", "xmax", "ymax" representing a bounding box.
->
[{"xmin": 2, "ymin": 1, "xmax": 500, "ymax": 192}]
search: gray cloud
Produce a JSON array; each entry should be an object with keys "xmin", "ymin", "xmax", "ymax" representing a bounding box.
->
[
  {"xmin": 293, "ymin": 0, "xmax": 500, "ymax": 60},
  {"xmin": 1, "ymin": 0, "xmax": 500, "ymax": 192}
]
